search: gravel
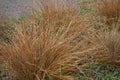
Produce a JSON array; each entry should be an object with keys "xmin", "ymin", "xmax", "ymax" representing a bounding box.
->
[{"xmin": 0, "ymin": 0, "xmax": 82, "ymax": 19}]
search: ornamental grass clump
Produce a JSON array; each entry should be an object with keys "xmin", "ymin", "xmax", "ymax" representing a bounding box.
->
[
  {"xmin": 86, "ymin": 24, "xmax": 120, "ymax": 66},
  {"xmin": 0, "ymin": 1, "xmax": 91, "ymax": 80}
]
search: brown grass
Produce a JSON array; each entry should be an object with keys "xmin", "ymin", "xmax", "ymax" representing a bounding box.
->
[
  {"xmin": 0, "ymin": 1, "xmax": 92, "ymax": 80},
  {"xmin": 86, "ymin": 23, "xmax": 120, "ymax": 66},
  {"xmin": 98, "ymin": 0, "xmax": 120, "ymax": 25},
  {"xmin": 0, "ymin": 21, "xmax": 14, "ymax": 43}
]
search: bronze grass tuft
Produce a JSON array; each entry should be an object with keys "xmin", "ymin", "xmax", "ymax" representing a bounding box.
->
[
  {"xmin": 0, "ymin": 1, "xmax": 91, "ymax": 80},
  {"xmin": 86, "ymin": 25, "xmax": 120, "ymax": 66}
]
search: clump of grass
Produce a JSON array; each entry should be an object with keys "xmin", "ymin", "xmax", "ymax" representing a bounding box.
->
[
  {"xmin": 86, "ymin": 24, "xmax": 120, "ymax": 66},
  {"xmin": 98, "ymin": 0, "xmax": 120, "ymax": 25},
  {"xmin": 0, "ymin": 1, "xmax": 91, "ymax": 80},
  {"xmin": 98, "ymin": 28, "xmax": 120, "ymax": 65}
]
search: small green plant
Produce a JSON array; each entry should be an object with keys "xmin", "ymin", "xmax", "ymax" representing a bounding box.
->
[{"xmin": 0, "ymin": 20, "xmax": 14, "ymax": 43}]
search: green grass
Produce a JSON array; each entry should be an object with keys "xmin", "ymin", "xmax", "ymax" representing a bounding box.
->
[
  {"xmin": 81, "ymin": 64, "xmax": 120, "ymax": 80},
  {"xmin": 71, "ymin": 63, "xmax": 120, "ymax": 80}
]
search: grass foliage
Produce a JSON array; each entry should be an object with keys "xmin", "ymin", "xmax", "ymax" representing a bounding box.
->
[
  {"xmin": 98, "ymin": 0, "xmax": 120, "ymax": 25},
  {"xmin": 0, "ymin": 1, "xmax": 91, "ymax": 80},
  {"xmin": 0, "ymin": 0, "xmax": 120, "ymax": 80}
]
